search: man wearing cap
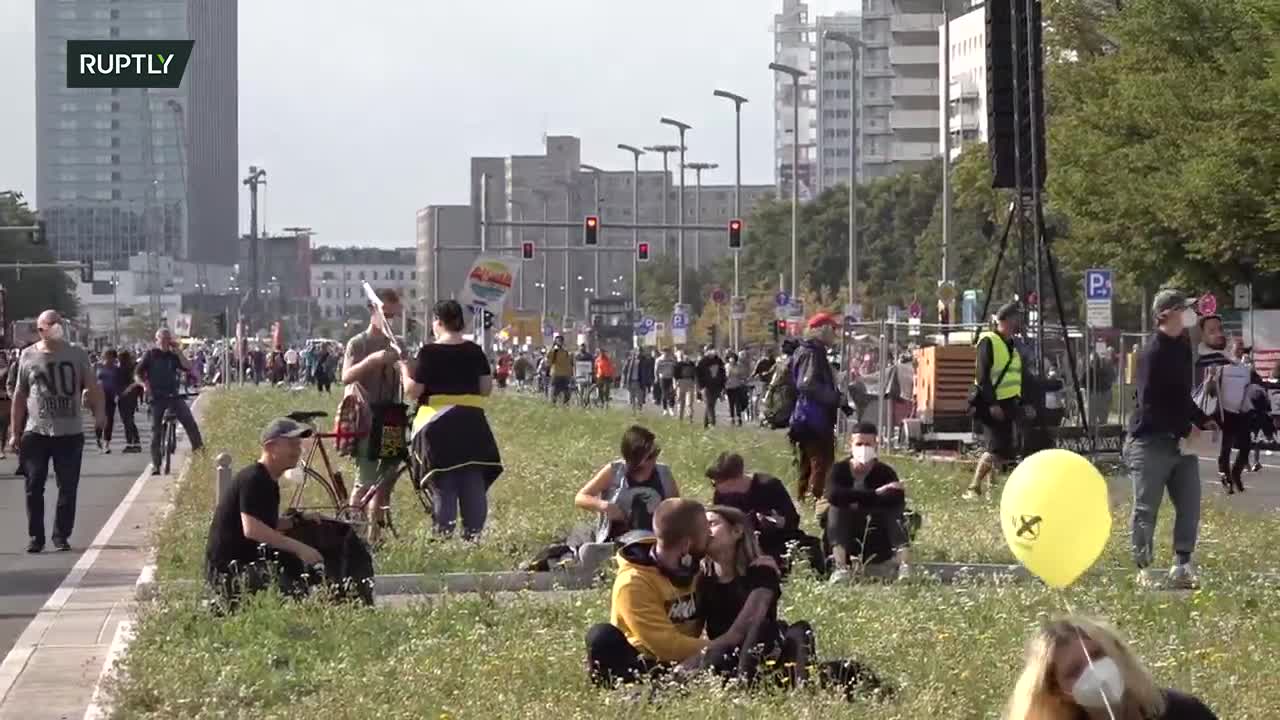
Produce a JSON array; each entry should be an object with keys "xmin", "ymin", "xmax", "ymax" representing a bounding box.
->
[
  {"xmin": 789, "ymin": 312, "xmax": 843, "ymax": 500},
  {"xmin": 1127, "ymin": 290, "xmax": 1216, "ymax": 589},
  {"xmin": 204, "ymin": 417, "xmax": 325, "ymax": 607},
  {"xmin": 965, "ymin": 302, "xmax": 1033, "ymax": 499}
]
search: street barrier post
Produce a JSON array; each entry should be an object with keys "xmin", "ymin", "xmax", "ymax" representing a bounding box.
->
[{"xmin": 216, "ymin": 452, "xmax": 232, "ymax": 497}]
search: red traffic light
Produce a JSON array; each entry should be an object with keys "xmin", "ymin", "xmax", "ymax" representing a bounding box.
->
[
  {"xmin": 728, "ymin": 218, "xmax": 743, "ymax": 249},
  {"xmin": 637, "ymin": 242, "xmax": 650, "ymax": 261},
  {"xmin": 521, "ymin": 241, "xmax": 534, "ymax": 260},
  {"xmin": 729, "ymin": 219, "xmax": 742, "ymax": 232},
  {"xmin": 584, "ymin": 215, "xmax": 599, "ymax": 246},
  {"xmin": 585, "ymin": 215, "xmax": 598, "ymax": 228}
]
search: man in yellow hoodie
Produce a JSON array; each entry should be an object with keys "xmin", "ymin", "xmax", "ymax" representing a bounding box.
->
[{"xmin": 584, "ymin": 498, "xmax": 774, "ymax": 686}]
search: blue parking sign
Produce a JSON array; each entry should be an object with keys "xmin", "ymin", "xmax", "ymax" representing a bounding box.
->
[{"xmin": 1085, "ymin": 269, "xmax": 1113, "ymax": 301}]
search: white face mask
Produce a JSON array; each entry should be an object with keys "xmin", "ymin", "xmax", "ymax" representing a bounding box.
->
[
  {"xmin": 851, "ymin": 445, "xmax": 877, "ymax": 465},
  {"xmin": 1071, "ymin": 656, "xmax": 1125, "ymax": 709},
  {"xmin": 46, "ymin": 323, "xmax": 65, "ymax": 342},
  {"xmin": 1180, "ymin": 308, "xmax": 1197, "ymax": 329}
]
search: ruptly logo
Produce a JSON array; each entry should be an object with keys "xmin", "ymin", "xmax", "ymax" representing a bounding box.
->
[{"xmin": 66, "ymin": 40, "xmax": 194, "ymax": 88}]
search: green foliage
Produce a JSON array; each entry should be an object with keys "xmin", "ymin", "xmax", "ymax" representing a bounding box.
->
[{"xmin": 0, "ymin": 191, "xmax": 79, "ymax": 323}]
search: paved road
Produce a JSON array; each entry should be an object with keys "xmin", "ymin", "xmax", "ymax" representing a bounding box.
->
[{"xmin": 0, "ymin": 416, "xmax": 153, "ymax": 661}]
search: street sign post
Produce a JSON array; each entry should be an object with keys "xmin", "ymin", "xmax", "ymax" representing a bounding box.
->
[
  {"xmin": 710, "ymin": 287, "xmax": 727, "ymax": 305},
  {"xmin": 1199, "ymin": 293, "xmax": 1218, "ymax": 316},
  {"xmin": 1084, "ymin": 268, "xmax": 1113, "ymax": 328},
  {"xmin": 730, "ymin": 296, "xmax": 747, "ymax": 321},
  {"xmin": 774, "ymin": 291, "xmax": 790, "ymax": 320},
  {"xmin": 671, "ymin": 304, "xmax": 690, "ymax": 344},
  {"xmin": 908, "ymin": 301, "xmax": 922, "ymax": 319},
  {"xmin": 1234, "ymin": 283, "xmax": 1252, "ymax": 310},
  {"xmin": 788, "ymin": 299, "xmax": 805, "ymax": 321}
]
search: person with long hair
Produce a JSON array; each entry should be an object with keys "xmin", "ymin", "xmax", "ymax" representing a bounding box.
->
[
  {"xmin": 575, "ymin": 425, "xmax": 679, "ymax": 542},
  {"xmin": 401, "ymin": 299, "xmax": 502, "ymax": 539},
  {"xmin": 1004, "ymin": 616, "xmax": 1216, "ymax": 720},
  {"xmin": 115, "ymin": 350, "xmax": 143, "ymax": 453}
]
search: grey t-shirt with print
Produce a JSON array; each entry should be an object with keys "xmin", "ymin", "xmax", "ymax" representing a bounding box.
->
[
  {"xmin": 17, "ymin": 342, "xmax": 93, "ymax": 437},
  {"xmin": 343, "ymin": 330, "xmax": 400, "ymax": 405}
]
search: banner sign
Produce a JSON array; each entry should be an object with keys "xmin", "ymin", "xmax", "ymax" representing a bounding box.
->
[{"xmin": 458, "ymin": 254, "xmax": 521, "ymax": 312}]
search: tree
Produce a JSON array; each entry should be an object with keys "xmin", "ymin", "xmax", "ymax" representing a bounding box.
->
[{"xmin": 0, "ymin": 191, "xmax": 80, "ymax": 326}]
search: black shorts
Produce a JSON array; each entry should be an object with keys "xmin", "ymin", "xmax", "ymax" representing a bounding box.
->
[{"xmin": 981, "ymin": 400, "xmax": 1018, "ymax": 460}]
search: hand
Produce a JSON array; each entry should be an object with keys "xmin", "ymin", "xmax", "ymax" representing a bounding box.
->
[
  {"xmin": 989, "ymin": 405, "xmax": 1005, "ymax": 421},
  {"xmin": 378, "ymin": 349, "xmax": 400, "ymax": 365},
  {"xmin": 814, "ymin": 498, "xmax": 830, "ymax": 516},
  {"xmin": 875, "ymin": 482, "xmax": 902, "ymax": 496},
  {"xmin": 603, "ymin": 502, "xmax": 626, "ymax": 524},
  {"xmin": 7, "ymin": 434, "xmax": 16, "ymax": 453},
  {"xmin": 295, "ymin": 544, "xmax": 324, "ymax": 567}
]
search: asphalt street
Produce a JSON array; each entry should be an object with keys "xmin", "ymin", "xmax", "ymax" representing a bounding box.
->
[{"xmin": 0, "ymin": 416, "xmax": 153, "ymax": 660}]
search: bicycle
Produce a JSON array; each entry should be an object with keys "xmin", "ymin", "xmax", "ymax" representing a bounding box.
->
[
  {"xmin": 158, "ymin": 392, "xmax": 200, "ymax": 475},
  {"xmin": 283, "ymin": 410, "xmax": 422, "ymax": 538},
  {"xmin": 576, "ymin": 379, "xmax": 596, "ymax": 408}
]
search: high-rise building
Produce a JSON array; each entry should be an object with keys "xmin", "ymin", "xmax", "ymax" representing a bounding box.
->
[
  {"xmin": 814, "ymin": 14, "xmax": 862, "ymax": 192},
  {"xmin": 772, "ymin": 0, "xmax": 817, "ymax": 200},
  {"xmin": 941, "ymin": 2, "xmax": 987, "ymax": 160},
  {"xmin": 862, "ymin": 0, "xmax": 943, "ymax": 172},
  {"xmin": 34, "ymin": 0, "xmax": 238, "ymax": 269}
]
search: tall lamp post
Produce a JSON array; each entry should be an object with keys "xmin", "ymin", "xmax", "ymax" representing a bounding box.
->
[
  {"xmin": 713, "ymin": 89, "xmax": 748, "ymax": 350},
  {"xmin": 616, "ymin": 144, "xmax": 645, "ymax": 310},
  {"xmin": 532, "ymin": 188, "xmax": 552, "ymax": 325},
  {"xmin": 643, "ymin": 144, "xmax": 680, "ymax": 257},
  {"xmin": 769, "ymin": 63, "xmax": 806, "ymax": 299},
  {"xmin": 685, "ymin": 162, "xmax": 718, "ymax": 271},
  {"xmin": 580, "ymin": 164, "xmax": 604, "ymax": 306},
  {"xmin": 659, "ymin": 117, "xmax": 691, "ymax": 306},
  {"xmin": 823, "ymin": 32, "xmax": 860, "ymax": 310},
  {"xmin": 552, "ymin": 178, "xmax": 575, "ymax": 326}
]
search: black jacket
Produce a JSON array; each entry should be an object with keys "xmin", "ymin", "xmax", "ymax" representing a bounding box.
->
[
  {"xmin": 1129, "ymin": 331, "xmax": 1211, "ymax": 439},
  {"xmin": 695, "ymin": 354, "xmax": 726, "ymax": 393}
]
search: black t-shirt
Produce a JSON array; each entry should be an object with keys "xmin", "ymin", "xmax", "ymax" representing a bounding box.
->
[
  {"xmin": 411, "ymin": 341, "xmax": 490, "ymax": 405},
  {"xmin": 1159, "ymin": 689, "xmax": 1217, "ymax": 720},
  {"xmin": 825, "ymin": 459, "xmax": 905, "ymax": 511},
  {"xmin": 712, "ymin": 473, "xmax": 801, "ymax": 557},
  {"xmin": 138, "ymin": 348, "xmax": 184, "ymax": 399},
  {"xmin": 205, "ymin": 463, "xmax": 280, "ymax": 573},
  {"xmin": 696, "ymin": 564, "xmax": 782, "ymax": 640}
]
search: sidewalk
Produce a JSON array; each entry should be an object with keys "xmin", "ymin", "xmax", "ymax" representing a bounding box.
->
[{"xmin": 0, "ymin": 436, "xmax": 193, "ymax": 720}]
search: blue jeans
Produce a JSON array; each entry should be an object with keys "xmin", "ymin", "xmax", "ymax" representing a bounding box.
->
[
  {"xmin": 431, "ymin": 467, "xmax": 488, "ymax": 539},
  {"xmin": 1124, "ymin": 434, "xmax": 1201, "ymax": 568}
]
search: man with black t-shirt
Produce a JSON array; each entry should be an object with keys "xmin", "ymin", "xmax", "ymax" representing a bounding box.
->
[
  {"xmin": 818, "ymin": 423, "xmax": 908, "ymax": 583},
  {"xmin": 706, "ymin": 451, "xmax": 823, "ymax": 573},
  {"xmin": 205, "ymin": 417, "xmax": 325, "ymax": 608},
  {"xmin": 137, "ymin": 327, "xmax": 204, "ymax": 475}
]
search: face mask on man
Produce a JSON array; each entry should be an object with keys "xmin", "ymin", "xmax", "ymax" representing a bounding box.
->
[
  {"xmin": 851, "ymin": 445, "xmax": 877, "ymax": 465},
  {"xmin": 1070, "ymin": 656, "xmax": 1125, "ymax": 709},
  {"xmin": 1180, "ymin": 308, "xmax": 1198, "ymax": 329}
]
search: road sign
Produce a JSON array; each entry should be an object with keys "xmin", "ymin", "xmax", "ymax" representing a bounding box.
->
[
  {"xmin": 1235, "ymin": 283, "xmax": 1252, "ymax": 310},
  {"xmin": 1199, "ymin": 293, "xmax": 1218, "ymax": 316},
  {"xmin": 961, "ymin": 289, "xmax": 980, "ymax": 325},
  {"xmin": 710, "ymin": 287, "xmax": 727, "ymax": 305},
  {"xmin": 908, "ymin": 317, "xmax": 922, "ymax": 336},
  {"xmin": 938, "ymin": 281, "xmax": 957, "ymax": 304},
  {"xmin": 788, "ymin": 299, "xmax": 805, "ymax": 320},
  {"xmin": 730, "ymin": 296, "xmax": 747, "ymax": 320},
  {"xmin": 638, "ymin": 315, "xmax": 656, "ymax": 333},
  {"xmin": 774, "ymin": 291, "xmax": 790, "ymax": 308},
  {"xmin": 908, "ymin": 301, "xmax": 922, "ymax": 319},
  {"xmin": 1086, "ymin": 303, "xmax": 1112, "ymax": 329},
  {"xmin": 1084, "ymin": 269, "xmax": 1113, "ymax": 301},
  {"xmin": 542, "ymin": 321, "xmax": 555, "ymax": 337}
]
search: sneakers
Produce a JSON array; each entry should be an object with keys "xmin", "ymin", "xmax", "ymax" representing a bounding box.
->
[
  {"xmin": 828, "ymin": 567, "xmax": 852, "ymax": 585},
  {"xmin": 26, "ymin": 539, "xmax": 43, "ymax": 554},
  {"xmin": 1218, "ymin": 472, "xmax": 1232, "ymax": 494},
  {"xmin": 1249, "ymin": 462, "xmax": 1263, "ymax": 473},
  {"xmin": 1168, "ymin": 562, "xmax": 1198, "ymax": 590},
  {"xmin": 961, "ymin": 487, "xmax": 983, "ymax": 500},
  {"xmin": 1135, "ymin": 569, "xmax": 1159, "ymax": 588},
  {"xmin": 52, "ymin": 537, "xmax": 71, "ymax": 552}
]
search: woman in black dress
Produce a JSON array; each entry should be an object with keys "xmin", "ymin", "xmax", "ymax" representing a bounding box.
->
[{"xmin": 400, "ymin": 300, "xmax": 502, "ymax": 539}]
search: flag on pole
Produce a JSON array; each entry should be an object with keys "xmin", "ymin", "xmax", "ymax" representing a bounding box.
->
[{"xmin": 361, "ymin": 281, "xmax": 402, "ymax": 354}]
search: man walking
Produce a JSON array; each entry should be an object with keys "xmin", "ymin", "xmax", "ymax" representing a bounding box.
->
[
  {"xmin": 138, "ymin": 327, "xmax": 205, "ymax": 475},
  {"xmin": 965, "ymin": 303, "xmax": 1031, "ymax": 499},
  {"xmin": 546, "ymin": 335, "xmax": 573, "ymax": 406},
  {"xmin": 1127, "ymin": 290, "xmax": 1216, "ymax": 588},
  {"xmin": 695, "ymin": 345, "xmax": 726, "ymax": 428},
  {"xmin": 9, "ymin": 310, "xmax": 106, "ymax": 552},
  {"xmin": 789, "ymin": 313, "xmax": 842, "ymax": 501}
]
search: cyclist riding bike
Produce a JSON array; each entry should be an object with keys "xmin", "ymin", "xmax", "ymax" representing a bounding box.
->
[
  {"xmin": 573, "ymin": 344, "xmax": 595, "ymax": 404},
  {"xmin": 137, "ymin": 327, "xmax": 204, "ymax": 475}
]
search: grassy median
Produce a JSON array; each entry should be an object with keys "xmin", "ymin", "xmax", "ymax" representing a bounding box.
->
[{"xmin": 114, "ymin": 385, "xmax": 1280, "ymax": 718}]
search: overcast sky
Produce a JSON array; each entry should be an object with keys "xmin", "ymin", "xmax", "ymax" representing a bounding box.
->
[{"xmin": 0, "ymin": 0, "xmax": 856, "ymax": 248}]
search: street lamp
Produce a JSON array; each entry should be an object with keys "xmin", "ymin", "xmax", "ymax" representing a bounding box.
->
[
  {"xmin": 552, "ymin": 178, "xmax": 576, "ymax": 325},
  {"xmin": 642, "ymin": 144, "xmax": 681, "ymax": 258},
  {"xmin": 659, "ymin": 117, "xmax": 691, "ymax": 305},
  {"xmin": 531, "ymin": 188, "xmax": 552, "ymax": 325},
  {"xmin": 823, "ymin": 31, "xmax": 860, "ymax": 310},
  {"xmin": 769, "ymin": 62, "xmax": 806, "ymax": 299},
  {"xmin": 713, "ymin": 89, "xmax": 748, "ymax": 350},
  {"xmin": 617, "ymin": 144, "xmax": 645, "ymax": 309},
  {"xmin": 580, "ymin": 164, "xmax": 605, "ymax": 303},
  {"xmin": 685, "ymin": 162, "xmax": 718, "ymax": 271}
]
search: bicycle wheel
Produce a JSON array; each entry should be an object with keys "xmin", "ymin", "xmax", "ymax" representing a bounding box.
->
[
  {"xmin": 163, "ymin": 419, "xmax": 176, "ymax": 474},
  {"xmin": 292, "ymin": 466, "xmax": 344, "ymax": 517}
]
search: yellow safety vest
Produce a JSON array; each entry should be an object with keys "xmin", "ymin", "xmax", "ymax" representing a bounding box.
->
[{"xmin": 979, "ymin": 331, "xmax": 1022, "ymax": 401}]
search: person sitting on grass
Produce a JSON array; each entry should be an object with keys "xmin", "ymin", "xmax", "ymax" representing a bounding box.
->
[
  {"xmin": 817, "ymin": 423, "xmax": 910, "ymax": 584},
  {"xmin": 698, "ymin": 505, "xmax": 889, "ymax": 698},
  {"xmin": 575, "ymin": 425, "xmax": 679, "ymax": 544},
  {"xmin": 706, "ymin": 451, "xmax": 824, "ymax": 574},
  {"xmin": 584, "ymin": 498, "xmax": 778, "ymax": 686},
  {"xmin": 204, "ymin": 417, "xmax": 325, "ymax": 610},
  {"xmin": 1005, "ymin": 616, "xmax": 1217, "ymax": 719}
]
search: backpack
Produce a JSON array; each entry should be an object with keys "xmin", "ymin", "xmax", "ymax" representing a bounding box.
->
[{"xmin": 763, "ymin": 377, "xmax": 798, "ymax": 429}]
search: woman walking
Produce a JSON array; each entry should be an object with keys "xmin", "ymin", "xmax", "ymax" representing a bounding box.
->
[
  {"xmin": 724, "ymin": 352, "xmax": 750, "ymax": 426},
  {"xmin": 115, "ymin": 350, "xmax": 143, "ymax": 453},
  {"xmin": 401, "ymin": 300, "xmax": 503, "ymax": 539},
  {"xmin": 94, "ymin": 349, "xmax": 120, "ymax": 453}
]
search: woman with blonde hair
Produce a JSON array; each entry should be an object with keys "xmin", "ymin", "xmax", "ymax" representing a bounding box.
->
[{"xmin": 1005, "ymin": 616, "xmax": 1216, "ymax": 720}]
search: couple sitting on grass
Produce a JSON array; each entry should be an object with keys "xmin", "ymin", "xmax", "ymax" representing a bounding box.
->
[
  {"xmin": 574, "ymin": 423, "xmax": 912, "ymax": 581},
  {"xmin": 584, "ymin": 498, "xmax": 889, "ymax": 698}
]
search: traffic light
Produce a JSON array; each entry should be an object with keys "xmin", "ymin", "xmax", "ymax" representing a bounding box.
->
[
  {"xmin": 769, "ymin": 318, "xmax": 778, "ymax": 342},
  {"xmin": 583, "ymin": 215, "xmax": 599, "ymax": 246},
  {"xmin": 214, "ymin": 311, "xmax": 227, "ymax": 337},
  {"xmin": 521, "ymin": 241, "xmax": 534, "ymax": 260},
  {"xmin": 776, "ymin": 320, "xmax": 787, "ymax": 339},
  {"xmin": 483, "ymin": 310, "xmax": 494, "ymax": 330},
  {"xmin": 80, "ymin": 259, "xmax": 94, "ymax": 283},
  {"xmin": 637, "ymin": 242, "xmax": 650, "ymax": 262},
  {"xmin": 728, "ymin": 218, "xmax": 743, "ymax": 249}
]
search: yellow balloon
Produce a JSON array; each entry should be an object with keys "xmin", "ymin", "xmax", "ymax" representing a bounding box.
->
[{"xmin": 1000, "ymin": 449, "xmax": 1111, "ymax": 588}]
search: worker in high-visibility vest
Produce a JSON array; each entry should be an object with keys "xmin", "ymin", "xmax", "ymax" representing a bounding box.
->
[{"xmin": 965, "ymin": 302, "xmax": 1032, "ymax": 499}]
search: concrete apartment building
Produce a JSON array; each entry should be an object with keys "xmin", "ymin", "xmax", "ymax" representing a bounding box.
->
[
  {"xmin": 34, "ymin": 0, "xmax": 238, "ymax": 270},
  {"xmin": 310, "ymin": 246, "xmax": 419, "ymax": 326},
  {"xmin": 775, "ymin": 0, "xmax": 946, "ymax": 195},
  {"xmin": 773, "ymin": 0, "xmax": 818, "ymax": 199},
  {"xmin": 940, "ymin": 2, "xmax": 988, "ymax": 160},
  {"xmin": 418, "ymin": 136, "xmax": 771, "ymax": 330}
]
